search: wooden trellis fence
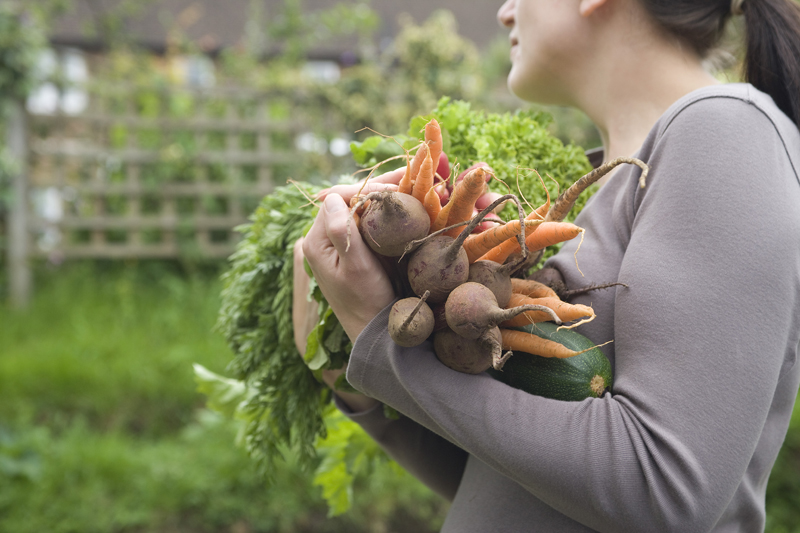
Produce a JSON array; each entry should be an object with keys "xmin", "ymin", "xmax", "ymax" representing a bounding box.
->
[{"xmin": 6, "ymin": 84, "xmax": 341, "ymax": 306}]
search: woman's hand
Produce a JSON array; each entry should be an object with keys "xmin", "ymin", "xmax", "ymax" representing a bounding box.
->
[
  {"xmin": 293, "ymin": 233, "xmax": 382, "ymax": 413},
  {"xmin": 303, "ymin": 193, "xmax": 396, "ymax": 343}
]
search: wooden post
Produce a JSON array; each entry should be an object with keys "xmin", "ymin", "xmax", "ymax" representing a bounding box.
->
[{"xmin": 7, "ymin": 100, "xmax": 31, "ymax": 308}]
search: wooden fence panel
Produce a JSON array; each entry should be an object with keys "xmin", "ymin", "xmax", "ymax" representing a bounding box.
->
[{"xmin": 23, "ymin": 85, "xmax": 315, "ymax": 261}]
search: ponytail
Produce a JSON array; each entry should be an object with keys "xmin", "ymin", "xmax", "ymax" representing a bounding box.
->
[
  {"xmin": 640, "ymin": 0, "xmax": 800, "ymax": 129},
  {"xmin": 742, "ymin": 0, "xmax": 800, "ymax": 129}
]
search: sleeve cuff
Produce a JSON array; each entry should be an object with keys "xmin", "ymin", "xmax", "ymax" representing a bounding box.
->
[{"xmin": 346, "ymin": 299, "xmax": 395, "ymax": 393}]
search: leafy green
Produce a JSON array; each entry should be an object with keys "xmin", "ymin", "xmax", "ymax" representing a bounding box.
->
[
  {"xmin": 312, "ymin": 405, "xmax": 389, "ymax": 517},
  {"xmin": 214, "ymin": 182, "xmax": 334, "ymax": 476}
]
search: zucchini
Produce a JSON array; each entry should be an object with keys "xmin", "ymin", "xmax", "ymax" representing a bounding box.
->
[{"xmin": 487, "ymin": 322, "xmax": 613, "ymax": 401}]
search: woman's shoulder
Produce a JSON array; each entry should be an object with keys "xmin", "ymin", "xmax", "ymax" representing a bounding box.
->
[
  {"xmin": 633, "ymin": 83, "xmax": 800, "ymax": 190},
  {"xmin": 652, "ymin": 84, "xmax": 800, "ymax": 165}
]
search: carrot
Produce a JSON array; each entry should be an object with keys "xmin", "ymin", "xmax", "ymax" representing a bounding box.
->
[
  {"xmin": 463, "ymin": 219, "xmax": 544, "ymax": 263},
  {"xmin": 425, "ymin": 119, "xmax": 443, "ymax": 176},
  {"xmin": 524, "ymin": 221, "xmax": 583, "ymax": 251},
  {"xmin": 510, "ymin": 278, "xmax": 559, "ymax": 299},
  {"xmin": 412, "ymin": 145, "xmax": 435, "ymax": 205},
  {"xmin": 545, "ymin": 157, "xmax": 649, "ymax": 222},
  {"xmin": 465, "ymin": 196, "xmax": 548, "ymax": 263},
  {"xmin": 397, "ymin": 157, "xmax": 413, "ymax": 195},
  {"xmin": 500, "ymin": 328, "xmax": 592, "ymax": 359},
  {"xmin": 441, "ymin": 167, "xmax": 487, "ymax": 237},
  {"xmin": 501, "ymin": 294, "xmax": 594, "ymax": 327},
  {"xmin": 407, "ymin": 143, "xmax": 429, "ymax": 192},
  {"xmin": 478, "ymin": 221, "xmax": 583, "ymax": 264},
  {"xmin": 422, "ymin": 185, "xmax": 442, "ymax": 227}
]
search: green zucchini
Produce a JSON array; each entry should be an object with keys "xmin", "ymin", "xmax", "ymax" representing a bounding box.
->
[{"xmin": 487, "ymin": 322, "xmax": 613, "ymax": 401}]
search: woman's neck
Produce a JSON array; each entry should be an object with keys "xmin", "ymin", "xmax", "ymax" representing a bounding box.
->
[{"xmin": 568, "ymin": 11, "xmax": 720, "ymax": 179}]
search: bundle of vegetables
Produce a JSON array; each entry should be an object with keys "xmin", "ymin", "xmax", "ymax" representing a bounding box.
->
[
  {"xmin": 203, "ymin": 98, "xmax": 645, "ymax": 513},
  {"xmin": 354, "ymin": 117, "xmax": 646, "ymax": 377}
]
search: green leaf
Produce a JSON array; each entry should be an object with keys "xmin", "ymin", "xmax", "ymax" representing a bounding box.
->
[
  {"xmin": 349, "ymin": 135, "xmax": 383, "ymax": 165},
  {"xmin": 192, "ymin": 364, "xmax": 255, "ymax": 420}
]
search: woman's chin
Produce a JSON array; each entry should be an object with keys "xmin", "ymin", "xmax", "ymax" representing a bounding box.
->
[
  {"xmin": 506, "ymin": 71, "xmax": 538, "ymax": 103},
  {"xmin": 507, "ymin": 71, "xmax": 565, "ymax": 106}
]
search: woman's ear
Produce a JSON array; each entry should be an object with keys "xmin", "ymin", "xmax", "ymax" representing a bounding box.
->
[{"xmin": 579, "ymin": 0, "xmax": 609, "ymax": 17}]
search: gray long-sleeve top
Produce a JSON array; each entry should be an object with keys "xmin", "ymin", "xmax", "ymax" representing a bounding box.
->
[{"xmin": 341, "ymin": 84, "xmax": 800, "ymax": 532}]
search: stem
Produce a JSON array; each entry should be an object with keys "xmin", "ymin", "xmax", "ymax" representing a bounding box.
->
[
  {"xmin": 480, "ymin": 331, "xmax": 513, "ymax": 371},
  {"xmin": 399, "ymin": 220, "xmax": 471, "ymax": 261},
  {"xmin": 561, "ymin": 282, "xmax": 629, "ymax": 299},
  {"xmin": 498, "ymin": 254, "xmax": 526, "ymax": 276},
  {"xmin": 491, "ymin": 304, "xmax": 561, "ymax": 326},
  {"xmin": 400, "ymin": 290, "xmax": 430, "ymax": 331}
]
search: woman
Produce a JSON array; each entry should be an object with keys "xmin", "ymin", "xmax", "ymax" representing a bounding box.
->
[{"xmin": 294, "ymin": 0, "xmax": 800, "ymax": 530}]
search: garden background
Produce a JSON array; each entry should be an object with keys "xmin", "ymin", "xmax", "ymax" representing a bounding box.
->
[{"xmin": 1, "ymin": 1, "xmax": 798, "ymax": 532}]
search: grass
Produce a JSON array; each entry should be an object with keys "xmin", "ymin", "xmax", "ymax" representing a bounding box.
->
[
  {"xmin": 0, "ymin": 261, "xmax": 446, "ymax": 533},
  {"xmin": 0, "ymin": 261, "xmax": 229, "ymax": 435}
]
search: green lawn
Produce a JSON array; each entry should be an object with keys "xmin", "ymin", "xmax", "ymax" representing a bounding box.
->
[
  {"xmin": 0, "ymin": 262, "xmax": 445, "ymax": 533},
  {"xmin": 0, "ymin": 261, "xmax": 797, "ymax": 532}
]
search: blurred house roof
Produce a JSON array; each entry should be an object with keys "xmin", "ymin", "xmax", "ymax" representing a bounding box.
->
[{"xmin": 49, "ymin": 0, "xmax": 508, "ymax": 58}]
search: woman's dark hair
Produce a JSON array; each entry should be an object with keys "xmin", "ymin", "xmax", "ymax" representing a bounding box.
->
[{"xmin": 640, "ymin": 0, "xmax": 800, "ymax": 129}]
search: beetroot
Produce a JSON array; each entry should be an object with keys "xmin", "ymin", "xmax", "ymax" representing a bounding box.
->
[
  {"xmin": 445, "ymin": 282, "xmax": 560, "ymax": 341},
  {"xmin": 466, "ymin": 258, "xmax": 525, "ymax": 308},
  {"xmin": 358, "ymin": 191, "xmax": 430, "ymax": 257},
  {"xmin": 433, "ymin": 326, "xmax": 511, "ymax": 374},
  {"xmin": 407, "ymin": 235, "xmax": 469, "ymax": 304},
  {"xmin": 388, "ymin": 291, "xmax": 435, "ymax": 347}
]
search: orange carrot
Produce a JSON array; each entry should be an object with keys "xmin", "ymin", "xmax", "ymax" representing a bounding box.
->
[
  {"xmin": 501, "ymin": 294, "xmax": 594, "ymax": 327},
  {"xmin": 407, "ymin": 143, "xmax": 429, "ymax": 192},
  {"xmin": 524, "ymin": 222, "xmax": 583, "ymax": 252},
  {"xmin": 412, "ymin": 146, "xmax": 435, "ymax": 205},
  {"xmin": 423, "ymin": 186, "xmax": 442, "ymax": 227},
  {"xmin": 545, "ymin": 157, "xmax": 649, "ymax": 222},
  {"xmin": 500, "ymin": 328, "xmax": 590, "ymax": 359},
  {"xmin": 463, "ymin": 219, "xmax": 544, "ymax": 263},
  {"xmin": 425, "ymin": 119, "xmax": 443, "ymax": 175},
  {"xmin": 478, "ymin": 221, "xmax": 583, "ymax": 264},
  {"xmin": 397, "ymin": 157, "xmax": 413, "ymax": 195},
  {"xmin": 510, "ymin": 278, "xmax": 559, "ymax": 299},
  {"xmin": 441, "ymin": 167, "xmax": 487, "ymax": 238}
]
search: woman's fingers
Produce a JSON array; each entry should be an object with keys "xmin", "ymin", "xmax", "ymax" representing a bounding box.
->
[
  {"xmin": 316, "ymin": 167, "xmax": 405, "ymax": 203},
  {"xmin": 369, "ymin": 166, "xmax": 407, "ymax": 185},
  {"xmin": 320, "ymin": 194, "xmax": 362, "ymax": 256},
  {"xmin": 317, "ymin": 181, "xmax": 398, "ymax": 204},
  {"xmin": 292, "ymin": 237, "xmax": 319, "ymax": 354}
]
